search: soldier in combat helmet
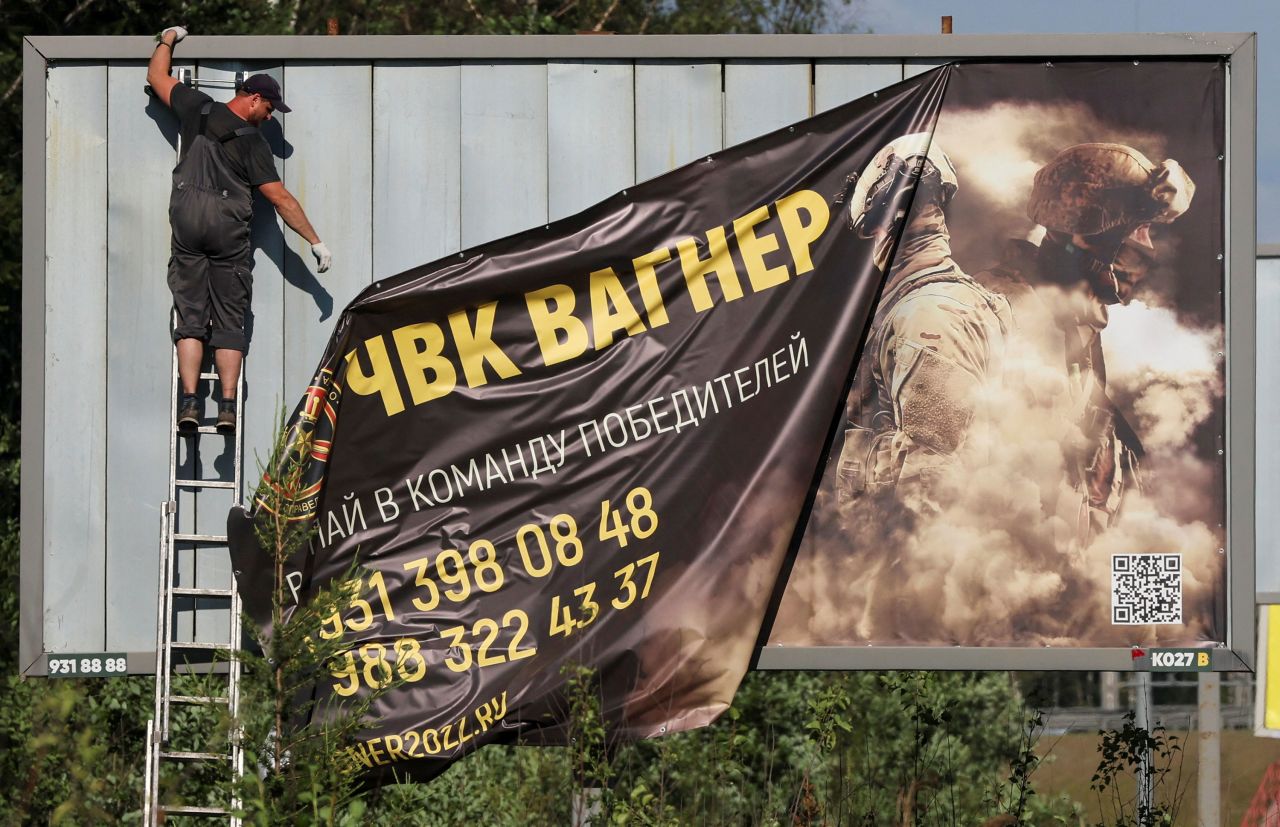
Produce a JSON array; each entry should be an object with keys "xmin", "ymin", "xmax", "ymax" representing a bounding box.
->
[
  {"xmin": 979, "ymin": 142, "xmax": 1196, "ymax": 542},
  {"xmin": 835, "ymin": 133, "xmax": 1012, "ymax": 510}
]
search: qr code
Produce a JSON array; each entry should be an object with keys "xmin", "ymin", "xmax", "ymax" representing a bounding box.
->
[{"xmin": 1111, "ymin": 554, "xmax": 1182, "ymax": 625}]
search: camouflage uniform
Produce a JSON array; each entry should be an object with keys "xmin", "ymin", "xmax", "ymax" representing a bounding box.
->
[
  {"xmin": 978, "ymin": 143, "xmax": 1196, "ymax": 541},
  {"xmin": 836, "ymin": 134, "xmax": 1012, "ymax": 506}
]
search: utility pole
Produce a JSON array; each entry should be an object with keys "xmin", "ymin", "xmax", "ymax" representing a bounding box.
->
[
  {"xmin": 1134, "ymin": 671, "xmax": 1154, "ymax": 814},
  {"xmin": 1198, "ymin": 670, "xmax": 1221, "ymax": 826},
  {"xmin": 1101, "ymin": 671, "xmax": 1120, "ymax": 709}
]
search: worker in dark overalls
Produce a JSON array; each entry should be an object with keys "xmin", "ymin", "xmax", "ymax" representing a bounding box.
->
[{"xmin": 147, "ymin": 26, "xmax": 332, "ymax": 432}]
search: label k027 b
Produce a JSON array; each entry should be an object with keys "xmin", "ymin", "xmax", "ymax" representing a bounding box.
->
[{"xmin": 1148, "ymin": 648, "xmax": 1211, "ymax": 671}]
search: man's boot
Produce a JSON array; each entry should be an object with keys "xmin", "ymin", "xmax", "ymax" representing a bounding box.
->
[
  {"xmin": 217, "ymin": 398, "xmax": 236, "ymax": 433},
  {"xmin": 177, "ymin": 394, "xmax": 200, "ymax": 432}
]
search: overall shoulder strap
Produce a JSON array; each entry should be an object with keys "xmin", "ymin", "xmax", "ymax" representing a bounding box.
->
[
  {"xmin": 198, "ymin": 100, "xmax": 214, "ymax": 135},
  {"xmin": 218, "ymin": 126, "xmax": 259, "ymax": 144}
]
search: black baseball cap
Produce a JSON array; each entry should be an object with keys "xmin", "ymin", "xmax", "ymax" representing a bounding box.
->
[{"xmin": 239, "ymin": 74, "xmax": 291, "ymax": 113}]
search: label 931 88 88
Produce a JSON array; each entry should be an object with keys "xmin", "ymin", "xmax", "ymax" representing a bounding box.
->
[{"xmin": 47, "ymin": 653, "xmax": 128, "ymax": 677}]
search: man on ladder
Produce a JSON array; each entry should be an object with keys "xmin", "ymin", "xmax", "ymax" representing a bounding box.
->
[{"xmin": 147, "ymin": 25, "xmax": 332, "ymax": 432}]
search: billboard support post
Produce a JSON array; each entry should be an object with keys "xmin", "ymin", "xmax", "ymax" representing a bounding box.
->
[
  {"xmin": 1135, "ymin": 672, "xmax": 1154, "ymax": 814},
  {"xmin": 1101, "ymin": 672, "xmax": 1119, "ymax": 709},
  {"xmin": 1198, "ymin": 671, "xmax": 1222, "ymax": 826}
]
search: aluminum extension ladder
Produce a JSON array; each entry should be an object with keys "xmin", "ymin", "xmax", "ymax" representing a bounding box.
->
[
  {"xmin": 143, "ymin": 346, "xmax": 247, "ymax": 825},
  {"xmin": 142, "ymin": 67, "xmax": 250, "ymax": 825}
]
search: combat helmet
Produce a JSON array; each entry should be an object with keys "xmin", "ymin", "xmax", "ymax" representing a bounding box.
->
[
  {"xmin": 847, "ymin": 132, "xmax": 959, "ymax": 237},
  {"xmin": 1027, "ymin": 143, "xmax": 1195, "ymax": 237}
]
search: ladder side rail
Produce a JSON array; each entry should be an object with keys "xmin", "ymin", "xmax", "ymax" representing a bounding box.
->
[
  {"xmin": 149, "ymin": 511, "xmax": 179, "ymax": 810},
  {"xmin": 144, "ymin": 500, "xmax": 169, "ymax": 826},
  {"xmin": 161, "ymin": 344, "xmax": 180, "ymax": 741},
  {"xmin": 142, "ymin": 717, "xmax": 155, "ymax": 827},
  {"xmin": 229, "ymin": 586, "xmax": 244, "ymax": 826},
  {"xmin": 152, "ymin": 512, "xmax": 169, "ymax": 717},
  {"xmin": 160, "ymin": 503, "xmax": 179, "ymax": 741},
  {"xmin": 149, "ymin": 97, "xmax": 250, "ymax": 821},
  {"xmin": 228, "ymin": 362, "xmax": 246, "ymax": 826}
]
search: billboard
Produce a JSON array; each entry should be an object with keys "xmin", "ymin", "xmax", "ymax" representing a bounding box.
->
[
  {"xmin": 19, "ymin": 36, "xmax": 1254, "ymax": 680},
  {"xmin": 227, "ymin": 59, "xmax": 1240, "ymax": 781}
]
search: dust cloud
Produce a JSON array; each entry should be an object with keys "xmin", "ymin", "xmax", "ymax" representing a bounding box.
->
[{"xmin": 770, "ymin": 103, "xmax": 1224, "ymax": 648}]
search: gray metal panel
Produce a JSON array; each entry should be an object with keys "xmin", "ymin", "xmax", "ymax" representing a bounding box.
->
[
  {"xmin": 634, "ymin": 60, "xmax": 723, "ymax": 183},
  {"xmin": 1259, "ymin": 257, "xmax": 1280, "ymax": 598},
  {"xmin": 814, "ymin": 61, "xmax": 903, "ymax": 113},
  {"xmin": 1227, "ymin": 35, "xmax": 1258, "ymax": 668},
  {"xmin": 103, "ymin": 61, "xmax": 184, "ymax": 652},
  {"xmin": 904, "ymin": 59, "xmax": 947, "ymax": 79},
  {"xmin": 178, "ymin": 438, "xmax": 233, "ymax": 643},
  {"xmin": 282, "ymin": 63, "xmax": 373, "ymax": 398},
  {"xmin": 21, "ymin": 38, "xmax": 48, "ymax": 674},
  {"xmin": 27, "ymin": 33, "xmax": 1256, "ymax": 60},
  {"xmin": 460, "ymin": 62, "xmax": 548, "ymax": 248},
  {"xmin": 723, "ymin": 60, "xmax": 811, "ymax": 146},
  {"xmin": 43, "ymin": 63, "xmax": 107, "ymax": 653},
  {"xmin": 373, "ymin": 61, "xmax": 461, "ymax": 278},
  {"xmin": 547, "ymin": 60, "xmax": 635, "ymax": 222},
  {"xmin": 174, "ymin": 483, "xmax": 195, "ymax": 641}
]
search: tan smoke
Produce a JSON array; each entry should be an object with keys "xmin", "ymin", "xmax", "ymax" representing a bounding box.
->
[
  {"xmin": 1104, "ymin": 300, "xmax": 1223, "ymax": 452},
  {"xmin": 769, "ymin": 98, "xmax": 1225, "ymax": 648},
  {"xmin": 932, "ymin": 104, "xmax": 1171, "ymax": 274},
  {"xmin": 771, "ymin": 299, "xmax": 1225, "ymax": 648},
  {"xmin": 936, "ymin": 102, "xmax": 1165, "ymax": 214}
]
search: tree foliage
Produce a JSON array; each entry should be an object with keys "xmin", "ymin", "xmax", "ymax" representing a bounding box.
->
[
  {"xmin": 350, "ymin": 670, "xmax": 1085, "ymax": 826},
  {"xmin": 232, "ymin": 413, "xmax": 387, "ymax": 825},
  {"xmin": 1090, "ymin": 711, "xmax": 1187, "ymax": 827},
  {"xmin": 274, "ymin": 0, "xmax": 841, "ymax": 36}
]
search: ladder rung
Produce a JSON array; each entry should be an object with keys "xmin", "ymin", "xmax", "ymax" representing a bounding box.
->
[
  {"xmin": 169, "ymin": 694, "xmax": 230, "ymax": 705},
  {"xmin": 170, "ymin": 641, "xmax": 233, "ymax": 651},
  {"xmin": 173, "ymin": 533, "xmax": 229, "ymax": 543},
  {"xmin": 175, "ymin": 479, "xmax": 236, "ymax": 489},
  {"xmin": 172, "ymin": 586, "xmax": 234, "ymax": 598},
  {"xmin": 178, "ymin": 425, "xmax": 233, "ymax": 436},
  {"xmin": 198, "ymin": 371, "xmax": 220, "ymax": 380},
  {"xmin": 161, "ymin": 809, "xmax": 231, "ymax": 819},
  {"xmin": 161, "ymin": 750, "xmax": 230, "ymax": 761}
]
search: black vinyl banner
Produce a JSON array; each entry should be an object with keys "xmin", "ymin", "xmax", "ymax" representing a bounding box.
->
[
  {"xmin": 229, "ymin": 66, "xmax": 948, "ymax": 780},
  {"xmin": 230, "ymin": 58, "xmax": 1230, "ymax": 781}
]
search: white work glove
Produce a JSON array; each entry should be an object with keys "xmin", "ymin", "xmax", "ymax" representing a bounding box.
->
[
  {"xmin": 311, "ymin": 241, "xmax": 332, "ymax": 274},
  {"xmin": 159, "ymin": 26, "xmax": 188, "ymax": 44}
]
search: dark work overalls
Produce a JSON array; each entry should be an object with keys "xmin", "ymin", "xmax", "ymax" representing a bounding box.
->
[{"xmin": 167, "ymin": 101, "xmax": 258, "ymax": 352}]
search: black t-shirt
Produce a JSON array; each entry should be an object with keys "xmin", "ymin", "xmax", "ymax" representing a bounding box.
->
[{"xmin": 171, "ymin": 83, "xmax": 281, "ymax": 189}]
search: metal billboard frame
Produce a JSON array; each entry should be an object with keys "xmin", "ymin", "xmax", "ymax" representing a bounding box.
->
[{"xmin": 21, "ymin": 32, "xmax": 1257, "ymax": 675}]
